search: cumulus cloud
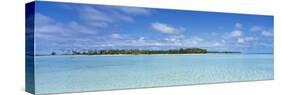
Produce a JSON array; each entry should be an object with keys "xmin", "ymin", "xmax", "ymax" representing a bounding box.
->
[
  {"xmin": 261, "ymin": 30, "xmax": 273, "ymax": 37},
  {"xmin": 189, "ymin": 36, "xmax": 204, "ymax": 45},
  {"xmin": 34, "ymin": 3, "xmax": 273, "ymax": 54},
  {"xmin": 230, "ymin": 30, "xmax": 243, "ymax": 37},
  {"xmin": 165, "ymin": 38, "xmax": 178, "ymax": 42},
  {"xmin": 250, "ymin": 26, "xmax": 262, "ymax": 32},
  {"xmin": 212, "ymin": 42, "xmax": 222, "ymax": 47},
  {"xmin": 237, "ymin": 38, "xmax": 245, "ymax": 43},
  {"xmin": 224, "ymin": 23, "xmax": 244, "ymax": 39},
  {"xmin": 105, "ymin": 35, "xmax": 209, "ymax": 50},
  {"xmin": 221, "ymin": 23, "xmax": 263, "ymax": 46},
  {"xmin": 34, "ymin": 5, "xmax": 154, "ymax": 54},
  {"xmin": 34, "ymin": 13, "xmax": 103, "ymax": 54},
  {"xmin": 151, "ymin": 22, "xmax": 184, "ymax": 34},
  {"xmin": 110, "ymin": 33, "xmax": 124, "ymax": 39},
  {"xmin": 244, "ymin": 37, "xmax": 256, "ymax": 41},
  {"xmin": 237, "ymin": 37, "xmax": 255, "ymax": 44},
  {"xmin": 235, "ymin": 23, "xmax": 243, "ymax": 29},
  {"xmin": 249, "ymin": 25, "xmax": 273, "ymax": 37}
]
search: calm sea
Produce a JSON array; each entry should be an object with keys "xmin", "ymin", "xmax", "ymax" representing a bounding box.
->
[{"xmin": 34, "ymin": 54, "xmax": 273, "ymax": 94}]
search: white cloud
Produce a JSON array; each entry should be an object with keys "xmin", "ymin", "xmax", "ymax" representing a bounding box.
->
[
  {"xmin": 35, "ymin": 5, "xmax": 273, "ymax": 53},
  {"xmin": 250, "ymin": 26, "xmax": 262, "ymax": 32},
  {"xmin": 68, "ymin": 21, "xmax": 96, "ymax": 34},
  {"xmin": 35, "ymin": 13, "xmax": 95, "ymax": 34},
  {"xmin": 221, "ymin": 39, "xmax": 226, "ymax": 43},
  {"xmin": 190, "ymin": 36, "xmax": 204, "ymax": 42},
  {"xmin": 237, "ymin": 37, "xmax": 256, "ymax": 44},
  {"xmin": 213, "ymin": 42, "xmax": 222, "ymax": 46},
  {"xmin": 261, "ymin": 30, "xmax": 273, "ymax": 37},
  {"xmin": 117, "ymin": 7, "xmax": 151, "ymax": 15},
  {"xmin": 189, "ymin": 36, "xmax": 204, "ymax": 45},
  {"xmin": 165, "ymin": 38, "xmax": 176, "ymax": 42},
  {"xmin": 34, "ymin": 6, "xmax": 153, "ymax": 53},
  {"xmin": 138, "ymin": 37, "xmax": 145, "ymax": 42},
  {"xmin": 237, "ymin": 38, "xmax": 245, "ymax": 43},
  {"xmin": 249, "ymin": 25, "xmax": 273, "ymax": 37},
  {"xmin": 130, "ymin": 37, "xmax": 145, "ymax": 44},
  {"xmin": 112, "ymin": 11, "xmax": 134, "ymax": 22},
  {"xmin": 79, "ymin": 6, "xmax": 151, "ymax": 24},
  {"xmin": 244, "ymin": 37, "xmax": 256, "ymax": 41},
  {"xmin": 36, "ymin": 24, "xmax": 64, "ymax": 33},
  {"xmin": 34, "ymin": 13, "xmax": 99, "ymax": 45},
  {"xmin": 35, "ymin": 13, "xmax": 64, "ymax": 33},
  {"xmin": 110, "ymin": 33, "xmax": 123, "ymax": 39},
  {"xmin": 223, "ymin": 23, "xmax": 244, "ymax": 39},
  {"xmin": 79, "ymin": 6, "xmax": 113, "ymax": 22},
  {"xmin": 230, "ymin": 30, "xmax": 243, "ymax": 37},
  {"xmin": 235, "ymin": 23, "xmax": 243, "ymax": 29},
  {"xmin": 87, "ymin": 22, "xmax": 109, "ymax": 28},
  {"xmin": 35, "ymin": 13, "xmax": 54, "ymax": 25},
  {"xmin": 151, "ymin": 22, "xmax": 183, "ymax": 34}
]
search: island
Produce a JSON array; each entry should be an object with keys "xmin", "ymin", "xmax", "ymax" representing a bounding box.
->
[{"xmin": 49, "ymin": 48, "xmax": 241, "ymax": 55}]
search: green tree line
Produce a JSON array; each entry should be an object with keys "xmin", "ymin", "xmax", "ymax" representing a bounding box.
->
[{"xmin": 68, "ymin": 48, "xmax": 208, "ymax": 55}]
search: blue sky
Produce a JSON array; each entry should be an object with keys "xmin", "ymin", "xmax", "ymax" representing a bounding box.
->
[{"xmin": 32, "ymin": 1, "xmax": 273, "ymax": 54}]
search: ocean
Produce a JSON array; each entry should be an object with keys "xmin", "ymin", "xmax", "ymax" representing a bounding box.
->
[{"xmin": 34, "ymin": 54, "xmax": 273, "ymax": 94}]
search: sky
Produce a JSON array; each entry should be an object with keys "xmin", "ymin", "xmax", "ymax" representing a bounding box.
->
[{"xmin": 30, "ymin": 1, "xmax": 274, "ymax": 54}]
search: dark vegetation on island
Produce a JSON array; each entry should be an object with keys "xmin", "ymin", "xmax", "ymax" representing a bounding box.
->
[{"xmin": 45, "ymin": 48, "xmax": 240, "ymax": 56}]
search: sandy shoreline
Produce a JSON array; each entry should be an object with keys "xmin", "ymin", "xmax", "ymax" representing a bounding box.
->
[
  {"xmin": 35, "ymin": 53, "xmax": 245, "ymax": 57},
  {"xmin": 75, "ymin": 54, "xmax": 210, "ymax": 56}
]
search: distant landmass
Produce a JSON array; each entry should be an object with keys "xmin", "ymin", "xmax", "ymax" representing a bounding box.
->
[{"xmin": 46, "ymin": 48, "xmax": 240, "ymax": 56}]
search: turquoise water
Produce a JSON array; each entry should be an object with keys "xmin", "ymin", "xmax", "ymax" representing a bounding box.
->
[{"xmin": 34, "ymin": 54, "xmax": 273, "ymax": 94}]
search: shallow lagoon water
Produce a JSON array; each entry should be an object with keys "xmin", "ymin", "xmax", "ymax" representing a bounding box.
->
[{"xmin": 34, "ymin": 54, "xmax": 273, "ymax": 94}]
